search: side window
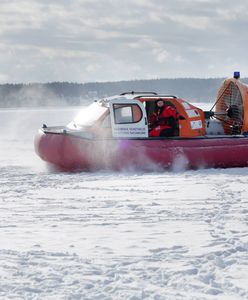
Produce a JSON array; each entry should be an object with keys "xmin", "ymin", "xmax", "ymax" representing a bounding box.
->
[{"xmin": 113, "ymin": 104, "xmax": 142, "ymax": 124}]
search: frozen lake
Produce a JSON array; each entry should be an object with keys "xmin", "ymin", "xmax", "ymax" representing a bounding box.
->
[{"xmin": 1, "ymin": 105, "xmax": 248, "ymax": 299}]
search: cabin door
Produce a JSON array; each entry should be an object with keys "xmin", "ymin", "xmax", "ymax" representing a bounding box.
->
[{"xmin": 109, "ymin": 99, "xmax": 148, "ymax": 138}]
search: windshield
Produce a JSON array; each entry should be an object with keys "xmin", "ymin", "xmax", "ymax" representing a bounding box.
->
[{"xmin": 67, "ymin": 102, "xmax": 108, "ymax": 128}]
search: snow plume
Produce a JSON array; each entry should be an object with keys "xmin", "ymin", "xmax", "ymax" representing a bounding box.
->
[
  {"xmin": 5, "ymin": 84, "xmax": 60, "ymax": 108},
  {"xmin": 72, "ymin": 138, "xmax": 166, "ymax": 173},
  {"xmin": 117, "ymin": 140, "xmax": 165, "ymax": 172},
  {"xmin": 0, "ymin": 106, "xmax": 77, "ymax": 171},
  {"xmin": 0, "ymin": 108, "xmax": 47, "ymax": 171},
  {"xmin": 172, "ymin": 152, "xmax": 190, "ymax": 172}
]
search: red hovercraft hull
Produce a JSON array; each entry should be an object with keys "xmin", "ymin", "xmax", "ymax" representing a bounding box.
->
[
  {"xmin": 34, "ymin": 74, "xmax": 248, "ymax": 171},
  {"xmin": 34, "ymin": 130, "xmax": 248, "ymax": 171}
]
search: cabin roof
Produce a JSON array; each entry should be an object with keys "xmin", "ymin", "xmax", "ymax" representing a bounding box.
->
[{"xmin": 99, "ymin": 92, "xmax": 179, "ymax": 105}]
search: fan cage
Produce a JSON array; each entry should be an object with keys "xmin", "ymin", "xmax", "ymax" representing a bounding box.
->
[{"xmin": 213, "ymin": 82, "xmax": 244, "ymax": 134}]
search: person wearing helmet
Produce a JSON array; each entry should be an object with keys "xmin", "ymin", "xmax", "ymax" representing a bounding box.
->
[{"xmin": 148, "ymin": 100, "xmax": 182, "ymax": 137}]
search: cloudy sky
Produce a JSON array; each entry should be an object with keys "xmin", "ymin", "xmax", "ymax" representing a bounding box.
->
[{"xmin": 0, "ymin": 0, "xmax": 247, "ymax": 83}]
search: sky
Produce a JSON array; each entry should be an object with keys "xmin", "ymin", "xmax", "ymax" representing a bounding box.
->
[{"xmin": 0, "ymin": 0, "xmax": 247, "ymax": 83}]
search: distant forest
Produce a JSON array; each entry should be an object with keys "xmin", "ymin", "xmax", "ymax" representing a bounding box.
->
[{"xmin": 1, "ymin": 77, "xmax": 247, "ymax": 107}]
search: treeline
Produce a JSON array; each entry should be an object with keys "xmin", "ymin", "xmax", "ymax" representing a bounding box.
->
[{"xmin": 0, "ymin": 77, "xmax": 247, "ymax": 107}]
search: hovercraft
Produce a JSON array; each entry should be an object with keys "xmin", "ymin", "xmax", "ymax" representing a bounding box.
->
[{"xmin": 34, "ymin": 72, "xmax": 248, "ymax": 171}]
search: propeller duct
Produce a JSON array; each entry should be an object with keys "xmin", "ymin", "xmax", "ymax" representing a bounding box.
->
[{"xmin": 211, "ymin": 75, "xmax": 248, "ymax": 134}]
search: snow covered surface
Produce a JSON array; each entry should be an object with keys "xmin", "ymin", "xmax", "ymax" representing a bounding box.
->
[{"xmin": 1, "ymin": 104, "xmax": 248, "ymax": 299}]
